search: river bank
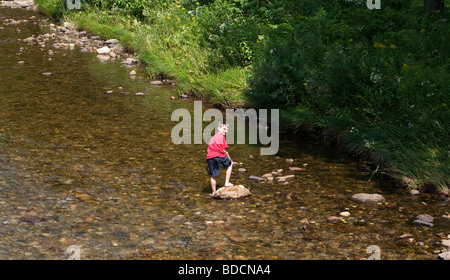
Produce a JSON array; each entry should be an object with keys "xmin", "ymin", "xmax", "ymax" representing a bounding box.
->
[
  {"xmin": 0, "ymin": 0, "xmax": 36, "ymax": 10},
  {"xmin": 8, "ymin": 0, "xmax": 449, "ymax": 195}
]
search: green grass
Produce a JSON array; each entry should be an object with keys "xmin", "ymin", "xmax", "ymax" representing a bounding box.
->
[
  {"xmin": 34, "ymin": 0, "xmax": 67, "ymax": 18},
  {"xmin": 62, "ymin": 4, "xmax": 248, "ymax": 106}
]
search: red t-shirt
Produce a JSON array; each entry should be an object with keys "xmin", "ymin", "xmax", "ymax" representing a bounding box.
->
[{"xmin": 206, "ymin": 133, "xmax": 228, "ymax": 159}]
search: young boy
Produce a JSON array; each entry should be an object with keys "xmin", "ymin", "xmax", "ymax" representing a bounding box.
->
[{"xmin": 206, "ymin": 122, "xmax": 233, "ymax": 194}]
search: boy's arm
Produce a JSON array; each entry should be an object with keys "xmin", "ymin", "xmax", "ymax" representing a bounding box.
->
[{"xmin": 224, "ymin": 149, "xmax": 232, "ymax": 162}]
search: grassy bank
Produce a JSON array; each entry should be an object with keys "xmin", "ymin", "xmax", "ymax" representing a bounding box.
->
[
  {"xmin": 36, "ymin": 0, "xmax": 249, "ymax": 106},
  {"xmin": 34, "ymin": 0, "xmax": 449, "ymax": 193}
]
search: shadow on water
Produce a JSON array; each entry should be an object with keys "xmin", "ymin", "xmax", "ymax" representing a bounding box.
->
[{"xmin": 0, "ymin": 6, "xmax": 448, "ymax": 260}]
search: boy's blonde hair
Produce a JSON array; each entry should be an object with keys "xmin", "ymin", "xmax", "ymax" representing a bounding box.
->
[{"xmin": 218, "ymin": 122, "xmax": 229, "ymax": 128}]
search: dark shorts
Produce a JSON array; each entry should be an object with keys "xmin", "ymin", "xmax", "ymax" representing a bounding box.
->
[{"xmin": 206, "ymin": 156, "xmax": 232, "ymax": 177}]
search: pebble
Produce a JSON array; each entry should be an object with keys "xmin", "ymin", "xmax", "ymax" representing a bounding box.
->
[
  {"xmin": 96, "ymin": 46, "xmax": 111, "ymax": 55},
  {"xmin": 249, "ymin": 175, "xmax": 265, "ymax": 182},
  {"xmin": 229, "ymin": 236, "xmax": 248, "ymax": 243},
  {"xmin": 354, "ymin": 219, "xmax": 367, "ymax": 226},
  {"xmin": 407, "ymin": 189, "xmax": 420, "ymax": 195},
  {"xmin": 288, "ymin": 167, "xmax": 306, "ymax": 172},
  {"xmin": 20, "ymin": 214, "xmax": 42, "ymax": 224},
  {"xmin": 339, "ymin": 211, "xmax": 351, "ymax": 217},
  {"xmin": 104, "ymin": 38, "xmax": 119, "ymax": 45},
  {"xmin": 171, "ymin": 215, "xmax": 185, "ymax": 221},
  {"xmin": 129, "ymin": 70, "xmax": 137, "ymax": 76},
  {"xmin": 275, "ymin": 175, "xmax": 295, "ymax": 182},
  {"xmin": 327, "ymin": 216, "xmax": 343, "ymax": 223},
  {"xmin": 74, "ymin": 192, "xmax": 91, "ymax": 202},
  {"xmin": 351, "ymin": 193, "xmax": 386, "ymax": 203},
  {"xmin": 204, "ymin": 221, "xmax": 215, "ymax": 228},
  {"xmin": 123, "ymin": 57, "xmax": 139, "ymax": 65},
  {"xmin": 96, "ymin": 55, "xmax": 110, "ymax": 62},
  {"xmin": 41, "ymin": 72, "xmax": 52, "ymax": 76},
  {"xmin": 134, "ymin": 92, "xmax": 144, "ymax": 96}
]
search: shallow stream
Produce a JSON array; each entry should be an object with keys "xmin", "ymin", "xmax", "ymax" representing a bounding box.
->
[{"xmin": 0, "ymin": 7, "xmax": 448, "ymax": 260}]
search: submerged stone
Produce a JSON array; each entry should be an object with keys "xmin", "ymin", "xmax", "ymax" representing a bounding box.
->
[
  {"xmin": 276, "ymin": 175, "xmax": 295, "ymax": 182},
  {"xmin": 249, "ymin": 175, "xmax": 264, "ymax": 182},
  {"xmin": 150, "ymin": 80, "xmax": 162, "ymax": 85},
  {"xmin": 351, "ymin": 193, "xmax": 385, "ymax": 203},
  {"xmin": 413, "ymin": 214, "xmax": 434, "ymax": 227},
  {"xmin": 289, "ymin": 167, "xmax": 306, "ymax": 172},
  {"xmin": 96, "ymin": 54, "xmax": 110, "ymax": 62}
]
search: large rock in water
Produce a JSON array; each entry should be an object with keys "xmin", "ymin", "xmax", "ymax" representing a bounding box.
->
[
  {"xmin": 96, "ymin": 46, "xmax": 111, "ymax": 55},
  {"xmin": 413, "ymin": 214, "xmax": 434, "ymax": 227},
  {"xmin": 438, "ymin": 252, "xmax": 450, "ymax": 260},
  {"xmin": 351, "ymin": 193, "xmax": 385, "ymax": 203},
  {"xmin": 213, "ymin": 185, "xmax": 251, "ymax": 199}
]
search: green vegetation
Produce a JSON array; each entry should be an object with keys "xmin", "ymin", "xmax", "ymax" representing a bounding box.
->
[{"xmin": 34, "ymin": 0, "xmax": 449, "ymax": 193}]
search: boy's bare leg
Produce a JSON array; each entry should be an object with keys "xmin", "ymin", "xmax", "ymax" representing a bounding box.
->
[
  {"xmin": 210, "ymin": 176, "xmax": 217, "ymax": 194},
  {"xmin": 224, "ymin": 164, "xmax": 233, "ymax": 186}
]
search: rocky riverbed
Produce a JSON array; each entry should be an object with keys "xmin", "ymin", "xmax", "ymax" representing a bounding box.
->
[
  {"xmin": 0, "ymin": 0, "xmax": 36, "ymax": 10},
  {"xmin": 17, "ymin": 19, "xmax": 142, "ymax": 67},
  {"xmin": 4, "ymin": 6, "xmax": 175, "ymax": 94}
]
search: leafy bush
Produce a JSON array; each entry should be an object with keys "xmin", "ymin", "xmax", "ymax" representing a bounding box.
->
[
  {"xmin": 247, "ymin": 0, "xmax": 449, "ymax": 190},
  {"xmin": 84, "ymin": 0, "xmax": 177, "ymax": 17},
  {"xmin": 193, "ymin": 0, "xmax": 264, "ymax": 69}
]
